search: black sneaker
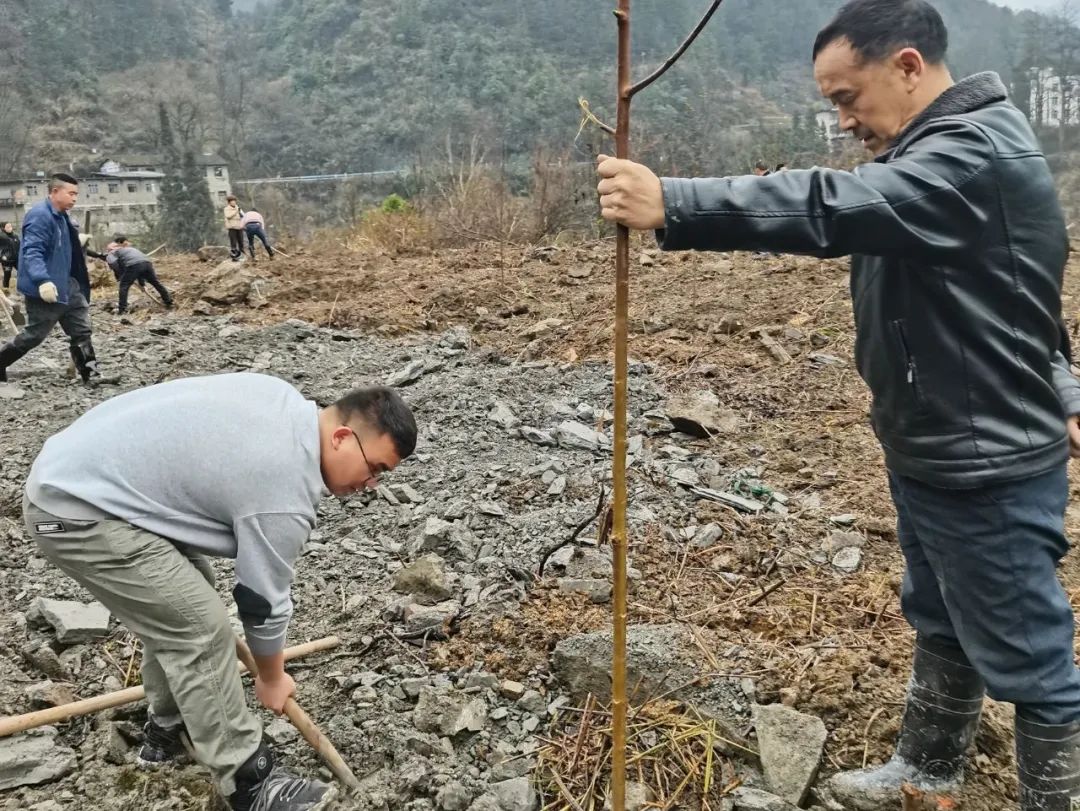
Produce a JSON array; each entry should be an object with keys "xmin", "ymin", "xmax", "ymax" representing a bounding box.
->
[
  {"xmin": 137, "ymin": 717, "xmax": 190, "ymax": 767},
  {"xmin": 231, "ymin": 739, "xmax": 336, "ymax": 811},
  {"xmin": 244, "ymin": 771, "xmax": 336, "ymax": 811}
]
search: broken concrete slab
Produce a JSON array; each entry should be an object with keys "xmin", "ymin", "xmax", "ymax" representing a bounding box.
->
[
  {"xmin": 0, "ymin": 727, "xmax": 77, "ymax": 790},
  {"xmin": 752, "ymin": 703, "xmax": 827, "ymax": 806},
  {"xmin": 28, "ymin": 597, "xmax": 111, "ymax": 644}
]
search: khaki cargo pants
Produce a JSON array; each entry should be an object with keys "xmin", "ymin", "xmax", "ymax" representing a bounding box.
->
[{"xmin": 24, "ymin": 496, "xmax": 263, "ymax": 794}]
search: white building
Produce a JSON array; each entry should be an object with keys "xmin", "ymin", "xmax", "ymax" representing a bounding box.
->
[
  {"xmin": 0, "ymin": 153, "xmax": 231, "ymax": 240},
  {"xmin": 1029, "ymin": 68, "xmax": 1080, "ymax": 128},
  {"xmin": 815, "ymin": 109, "xmax": 844, "ymax": 140}
]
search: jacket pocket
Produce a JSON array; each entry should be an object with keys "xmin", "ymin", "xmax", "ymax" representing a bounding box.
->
[{"xmin": 891, "ymin": 319, "xmax": 925, "ymax": 408}]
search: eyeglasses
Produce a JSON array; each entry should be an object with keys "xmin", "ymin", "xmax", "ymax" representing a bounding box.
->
[{"xmin": 348, "ymin": 427, "xmax": 380, "ymax": 486}]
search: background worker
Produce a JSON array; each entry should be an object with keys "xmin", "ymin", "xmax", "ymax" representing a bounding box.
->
[
  {"xmin": 0, "ymin": 173, "xmax": 106, "ymax": 385},
  {"xmin": 240, "ymin": 207, "xmax": 275, "ymax": 262},
  {"xmin": 105, "ymin": 236, "xmax": 174, "ymax": 314},
  {"xmin": 224, "ymin": 194, "xmax": 245, "ymax": 260},
  {"xmin": 1, "ymin": 221, "xmax": 19, "ymax": 291},
  {"xmin": 24, "ymin": 373, "xmax": 417, "ymax": 811},
  {"xmin": 597, "ymin": 1, "xmax": 1080, "ymax": 808}
]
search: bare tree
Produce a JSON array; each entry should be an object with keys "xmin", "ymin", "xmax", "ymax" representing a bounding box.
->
[
  {"xmin": 0, "ymin": 81, "xmax": 32, "ymax": 176},
  {"xmin": 1048, "ymin": 0, "xmax": 1080, "ymax": 150}
]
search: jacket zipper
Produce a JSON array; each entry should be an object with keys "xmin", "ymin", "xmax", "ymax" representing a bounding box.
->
[{"xmin": 893, "ymin": 320, "xmax": 920, "ymax": 395}]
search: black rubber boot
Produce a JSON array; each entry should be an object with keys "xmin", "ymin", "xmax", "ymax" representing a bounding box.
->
[
  {"xmin": 0, "ymin": 341, "xmax": 29, "ymax": 383},
  {"xmin": 136, "ymin": 715, "xmax": 190, "ymax": 767},
  {"xmin": 69, "ymin": 339, "xmax": 103, "ymax": 385},
  {"xmin": 230, "ymin": 738, "xmax": 336, "ymax": 811},
  {"xmin": 823, "ymin": 638, "xmax": 985, "ymax": 810},
  {"xmin": 1017, "ymin": 716, "xmax": 1080, "ymax": 810}
]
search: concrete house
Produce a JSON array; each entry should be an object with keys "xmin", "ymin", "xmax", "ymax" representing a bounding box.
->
[{"xmin": 0, "ymin": 153, "xmax": 231, "ymax": 241}]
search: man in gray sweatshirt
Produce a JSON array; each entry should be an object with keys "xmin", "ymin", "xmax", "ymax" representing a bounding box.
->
[{"xmin": 24, "ymin": 372, "xmax": 417, "ymax": 811}]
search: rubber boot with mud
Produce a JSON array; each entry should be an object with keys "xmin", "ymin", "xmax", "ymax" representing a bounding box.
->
[
  {"xmin": 823, "ymin": 638, "xmax": 984, "ymax": 811},
  {"xmin": 229, "ymin": 737, "xmax": 337, "ymax": 811},
  {"xmin": 0, "ymin": 341, "xmax": 29, "ymax": 383},
  {"xmin": 1016, "ymin": 716, "xmax": 1080, "ymax": 810},
  {"xmin": 69, "ymin": 338, "xmax": 118, "ymax": 386},
  {"xmin": 136, "ymin": 714, "xmax": 190, "ymax": 767}
]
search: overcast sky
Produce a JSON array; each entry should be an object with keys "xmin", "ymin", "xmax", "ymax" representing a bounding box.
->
[{"xmin": 991, "ymin": 0, "xmax": 1064, "ymax": 10}]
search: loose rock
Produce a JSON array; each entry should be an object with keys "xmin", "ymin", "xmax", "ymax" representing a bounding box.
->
[
  {"xmin": 28, "ymin": 597, "xmax": 111, "ymax": 644},
  {"xmin": 752, "ymin": 703, "xmax": 827, "ymax": 806},
  {"xmin": 665, "ymin": 390, "xmax": 741, "ymax": 438},
  {"xmin": 490, "ymin": 776, "xmax": 538, "ymax": 811},
  {"xmin": 393, "ymin": 554, "xmax": 453, "ymax": 605},
  {"xmin": 413, "ymin": 687, "xmax": 488, "ymax": 737},
  {"xmin": 731, "ymin": 787, "xmax": 800, "ymax": 811},
  {"xmin": 0, "ymin": 728, "xmax": 77, "ymax": 790}
]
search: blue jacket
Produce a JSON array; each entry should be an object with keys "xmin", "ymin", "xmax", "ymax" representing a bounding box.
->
[{"xmin": 17, "ymin": 199, "xmax": 90, "ymax": 304}]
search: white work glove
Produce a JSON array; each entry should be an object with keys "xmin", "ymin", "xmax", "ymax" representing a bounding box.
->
[{"xmin": 38, "ymin": 282, "xmax": 58, "ymax": 303}]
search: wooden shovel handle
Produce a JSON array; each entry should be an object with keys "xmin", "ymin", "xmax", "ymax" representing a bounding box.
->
[
  {"xmin": 0, "ymin": 636, "xmax": 340, "ymax": 739},
  {"xmin": 235, "ymin": 636, "xmax": 362, "ymax": 791}
]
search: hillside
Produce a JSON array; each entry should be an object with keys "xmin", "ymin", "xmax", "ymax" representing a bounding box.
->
[{"xmin": 0, "ymin": 0, "xmax": 1066, "ymax": 180}]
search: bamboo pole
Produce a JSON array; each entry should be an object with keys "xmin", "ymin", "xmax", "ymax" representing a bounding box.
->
[
  {"xmin": 606, "ymin": 4, "xmax": 726, "ymax": 809},
  {"xmin": 611, "ymin": 6, "xmax": 632, "ymax": 811},
  {"xmin": 234, "ymin": 636, "xmax": 362, "ymax": 792},
  {"xmin": 0, "ymin": 635, "xmax": 341, "ymax": 739}
]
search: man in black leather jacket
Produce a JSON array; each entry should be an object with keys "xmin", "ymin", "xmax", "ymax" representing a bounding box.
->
[{"xmin": 599, "ymin": 1, "xmax": 1080, "ymax": 808}]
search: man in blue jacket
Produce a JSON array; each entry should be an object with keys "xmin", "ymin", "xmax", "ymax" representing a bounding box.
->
[
  {"xmin": 598, "ymin": 1, "xmax": 1080, "ymax": 809},
  {"xmin": 0, "ymin": 173, "xmax": 104, "ymax": 385}
]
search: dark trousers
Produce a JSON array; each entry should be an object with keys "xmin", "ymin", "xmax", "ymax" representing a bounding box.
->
[
  {"xmin": 118, "ymin": 262, "xmax": 172, "ymax": 313},
  {"xmin": 2, "ymin": 259, "xmax": 15, "ymax": 289},
  {"xmin": 890, "ymin": 464, "xmax": 1080, "ymax": 724},
  {"xmin": 244, "ymin": 224, "xmax": 273, "ymax": 258},
  {"xmin": 227, "ymin": 229, "xmax": 245, "ymax": 259},
  {"xmin": 0, "ymin": 286, "xmax": 93, "ymax": 370}
]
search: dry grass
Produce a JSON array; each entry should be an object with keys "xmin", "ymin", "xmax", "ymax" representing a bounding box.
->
[{"xmin": 536, "ymin": 695, "xmax": 751, "ymax": 811}]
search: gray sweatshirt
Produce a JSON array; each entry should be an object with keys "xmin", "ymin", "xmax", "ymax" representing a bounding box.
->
[
  {"xmin": 105, "ymin": 246, "xmax": 150, "ymax": 276},
  {"xmin": 26, "ymin": 373, "xmax": 324, "ymax": 655}
]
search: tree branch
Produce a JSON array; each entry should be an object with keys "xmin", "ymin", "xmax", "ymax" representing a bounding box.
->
[
  {"xmin": 627, "ymin": 0, "xmax": 726, "ymax": 98},
  {"xmin": 577, "ymin": 97, "xmax": 616, "ymax": 138}
]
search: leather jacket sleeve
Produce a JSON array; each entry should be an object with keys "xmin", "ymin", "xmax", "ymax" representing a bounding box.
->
[
  {"xmin": 658, "ymin": 118, "xmax": 994, "ymax": 260},
  {"xmin": 1052, "ymin": 352, "xmax": 1080, "ymax": 417}
]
